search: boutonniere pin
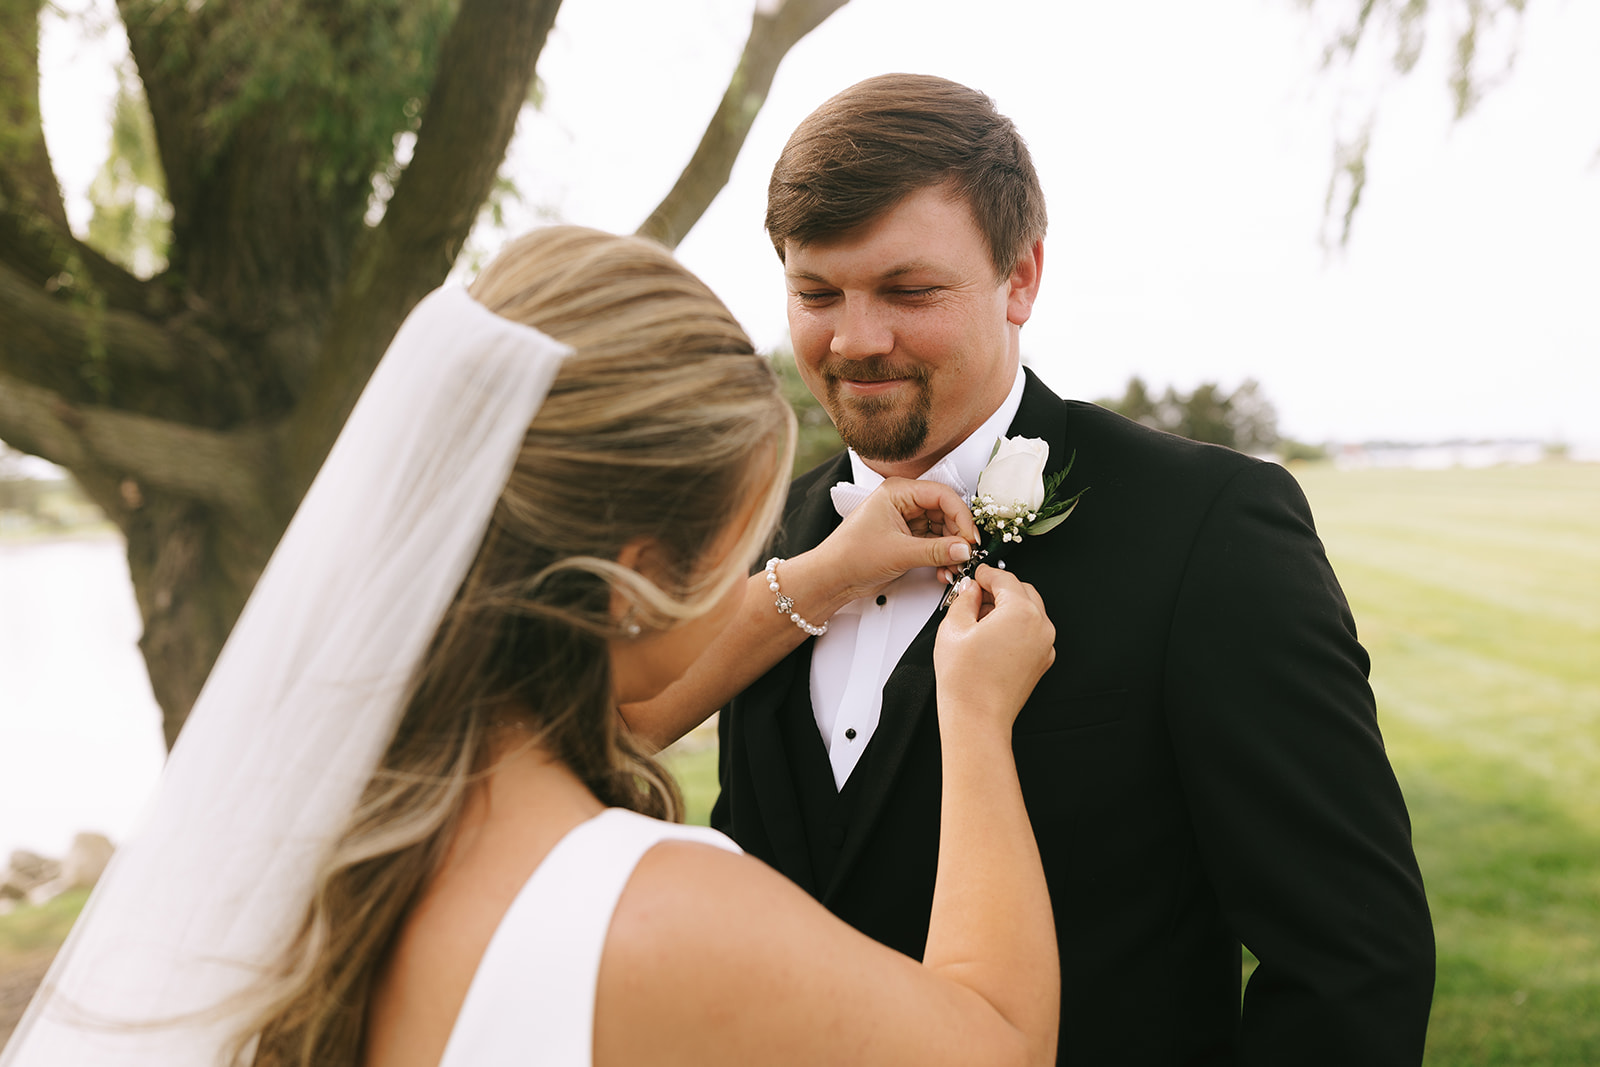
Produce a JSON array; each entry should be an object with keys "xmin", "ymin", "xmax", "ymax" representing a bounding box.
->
[{"xmin": 942, "ymin": 437, "xmax": 1086, "ymax": 608}]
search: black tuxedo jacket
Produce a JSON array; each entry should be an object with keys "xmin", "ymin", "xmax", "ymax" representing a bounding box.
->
[{"xmin": 712, "ymin": 370, "xmax": 1434, "ymax": 1065}]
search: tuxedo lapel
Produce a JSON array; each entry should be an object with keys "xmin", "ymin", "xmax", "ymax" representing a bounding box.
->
[
  {"xmin": 736, "ymin": 453, "xmax": 850, "ymax": 892},
  {"xmin": 822, "ymin": 370, "xmax": 1073, "ymax": 900}
]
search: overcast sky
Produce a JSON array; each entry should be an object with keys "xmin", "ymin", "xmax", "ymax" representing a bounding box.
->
[{"xmin": 40, "ymin": 0, "xmax": 1600, "ymax": 448}]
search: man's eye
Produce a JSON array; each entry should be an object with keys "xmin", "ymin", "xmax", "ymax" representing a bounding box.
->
[
  {"xmin": 893, "ymin": 287, "xmax": 938, "ymax": 300},
  {"xmin": 794, "ymin": 290, "xmax": 836, "ymax": 305}
]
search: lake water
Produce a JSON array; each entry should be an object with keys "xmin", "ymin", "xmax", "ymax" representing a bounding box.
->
[{"xmin": 0, "ymin": 534, "xmax": 166, "ymax": 862}]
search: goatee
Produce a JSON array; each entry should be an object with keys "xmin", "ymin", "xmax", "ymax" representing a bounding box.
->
[{"xmin": 821, "ymin": 360, "xmax": 933, "ymax": 462}]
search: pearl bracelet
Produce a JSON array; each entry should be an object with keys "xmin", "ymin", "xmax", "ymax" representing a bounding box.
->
[{"xmin": 765, "ymin": 557, "xmax": 827, "ymax": 637}]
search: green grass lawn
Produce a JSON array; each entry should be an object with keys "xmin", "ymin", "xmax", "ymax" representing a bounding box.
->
[
  {"xmin": 0, "ymin": 890, "xmax": 87, "ymax": 1047},
  {"xmin": 0, "ymin": 890, "xmax": 86, "ymax": 967},
  {"xmin": 660, "ymin": 730, "xmax": 720, "ymax": 828},
  {"xmin": 1290, "ymin": 461, "xmax": 1600, "ymax": 1064}
]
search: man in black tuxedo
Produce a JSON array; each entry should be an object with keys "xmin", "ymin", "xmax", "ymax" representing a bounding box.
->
[{"xmin": 711, "ymin": 73, "xmax": 1434, "ymax": 1064}]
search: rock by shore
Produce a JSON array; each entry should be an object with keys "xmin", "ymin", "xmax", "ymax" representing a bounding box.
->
[{"xmin": 0, "ymin": 834, "xmax": 113, "ymax": 915}]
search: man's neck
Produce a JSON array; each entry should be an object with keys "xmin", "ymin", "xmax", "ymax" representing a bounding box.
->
[{"xmin": 859, "ymin": 451, "xmax": 952, "ymax": 483}]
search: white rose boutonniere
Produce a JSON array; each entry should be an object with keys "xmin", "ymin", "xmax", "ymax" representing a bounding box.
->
[
  {"xmin": 974, "ymin": 437, "xmax": 1051, "ymax": 537},
  {"xmin": 942, "ymin": 436, "xmax": 1086, "ymax": 607}
]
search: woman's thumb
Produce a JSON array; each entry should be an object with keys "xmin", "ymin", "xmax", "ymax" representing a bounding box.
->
[{"xmin": 945, "ymin": 575, "xmax": 979, "ymax": 623}]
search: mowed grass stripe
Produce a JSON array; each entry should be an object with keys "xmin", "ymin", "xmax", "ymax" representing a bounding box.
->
[
  {"xmin": 1295, "ymin": 462, "xmax": 1600, "ymax": 1064},
  {"xmin": 1338, "ymin": 555, "xmax": 1599, "ymax": 693},
  {"xmin": 1379, "ymin": 713, "xmax": 1600, "ymax": 1064},
  {"xmin": 1304, "ymin": 466, "xmax": 1600, "ymax": 632},
  {"xmin": 1297, "ymin": 465, "xmax": 1600, "ymax": 828}
]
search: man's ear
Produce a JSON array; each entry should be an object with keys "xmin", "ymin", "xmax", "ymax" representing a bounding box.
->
[{"xmin": 1006, "ymin": 239, "xmax": 1044, "ymax": 327}]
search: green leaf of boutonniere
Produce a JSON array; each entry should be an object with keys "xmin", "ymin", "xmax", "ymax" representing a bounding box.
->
[{"xmin": 1023, "ymin": 494, "xmax": 1083, "ymax": 536}]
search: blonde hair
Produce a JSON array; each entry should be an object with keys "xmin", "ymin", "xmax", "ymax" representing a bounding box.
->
[{"xmin": 240, "ymin": 227, "xmax": 794, "ymax": 1065}]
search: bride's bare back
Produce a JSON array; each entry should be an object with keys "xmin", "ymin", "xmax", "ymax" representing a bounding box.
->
[{"xmin": 364, "ymin": 749, "xmax": 602, "ymax": 1067}]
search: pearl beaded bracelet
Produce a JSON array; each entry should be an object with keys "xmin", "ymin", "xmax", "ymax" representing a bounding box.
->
[{"xmin": 765, "ymin": 557, "xmax": 827, "ymax": 637}]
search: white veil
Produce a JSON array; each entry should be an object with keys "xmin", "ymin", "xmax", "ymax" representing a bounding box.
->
[{"xmin": 0, "ymin": 287, "xmax": 571, "ymax": 1066}]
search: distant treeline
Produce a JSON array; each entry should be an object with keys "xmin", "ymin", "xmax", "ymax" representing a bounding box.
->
[{"xmin": 1095, "ymin": 377, "xmax": 1327, "ymax": 461}]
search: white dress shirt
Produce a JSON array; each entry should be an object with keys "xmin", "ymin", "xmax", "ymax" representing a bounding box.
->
[{"xmin": 810, "ymin": 366, "xmax": 1027, "ymax": 788}]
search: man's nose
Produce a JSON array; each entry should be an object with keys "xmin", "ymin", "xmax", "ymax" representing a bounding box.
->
[{"xmin": 830, "ymin": 298, "xmax": 893, "ymax": 359}]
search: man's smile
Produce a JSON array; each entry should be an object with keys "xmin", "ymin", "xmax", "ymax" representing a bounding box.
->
[{"xmin": 837, "ymin": 376, "xmax": 914, "ymax": 397}]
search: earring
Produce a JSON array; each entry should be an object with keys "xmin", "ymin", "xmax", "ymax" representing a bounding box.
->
[{"xmin": 624, "ymin": 620, "xmax": 642, "ymax": 639}]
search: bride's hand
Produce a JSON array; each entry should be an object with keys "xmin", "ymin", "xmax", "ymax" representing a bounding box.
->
[
  {"xmin": 934, "ymin": 565, "xmax": 1055, "ymax": 731},
  {"xmin": 619, "ymin": 479, "xmax": 980, "ymax": 748},
  {"xmin": 804, "ymin": 478, "xmax": 980, "ymax": 605}
]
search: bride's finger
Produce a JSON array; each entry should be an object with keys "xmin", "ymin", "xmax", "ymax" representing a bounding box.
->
[
  {"xmin": 881, "ymin": 478, "xmax": 979, "ymax": 544},
  {"xmin": 819, "ymin": 486, "xmax": 976, "ymax": 590}
]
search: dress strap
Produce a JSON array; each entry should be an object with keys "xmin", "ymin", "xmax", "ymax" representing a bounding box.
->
[{"xmin": 439, "ymin": 808, "xmax": 739, "ymax": 1067}]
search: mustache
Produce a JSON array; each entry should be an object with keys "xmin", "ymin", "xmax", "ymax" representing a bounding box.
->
[{"xmin": 820, "ymin": 359, "xmax": 931, "ymax": 385}]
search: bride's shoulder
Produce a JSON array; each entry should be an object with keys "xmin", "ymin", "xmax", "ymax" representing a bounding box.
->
[
  {"xmin": 612, "ymin": 833, "xmax": 781, "ymax": 937},
  {"xmin": 595, "ymin": 837, "xmax": 920, "ymax": 1066},
  {"xmin": 595, "ymin": 841, "xmax": 803, "ymax": 1061}
]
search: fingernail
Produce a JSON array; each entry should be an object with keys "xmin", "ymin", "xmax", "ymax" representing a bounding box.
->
[
  {"xmin": 950, "ymin": 542, "xmax": 972, "ymax": 562},
  {"xmin": 957, "ymin": 576, "xmax": 974, "ymax": 594}
]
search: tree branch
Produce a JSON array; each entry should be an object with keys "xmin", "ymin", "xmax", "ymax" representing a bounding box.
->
[
  {"xmin": 0, "ymin": 3, "xmax": 173, "ymax": 317},
  {"xmin": 636, "ymin": 0, "xmax": 850, "ymax": 250},
  {"xmin": 116, "ymin": 0, "xmax": 202, "ymax": 232},
  {"xmin": 0, "ymin": 1, "xmax": 159, "ymax": 315},
  {"xmin": 0, "ymin": 262, "xmax": 242, "ymax": 423},
  {"xmin": 282, "ymin": 0, "xmax": 563, "ymax": 496},
  {"xmin": 0, "ymin": 370, "xmax": 271, "ymax": 523},
  {"xmin": 0, "ymin": 0, "xmax": 67, "ymax": 232},
  {"xmin": 0, "ymin": 208, "xmax": 169, "ymax": 315},
  {"xmin": 0, "ymin": 373, "xmax": 93, "ymax": 472},
  {"xmin": 1312, "ymin": 0, "xmax": 1531, "ymax": 246}
]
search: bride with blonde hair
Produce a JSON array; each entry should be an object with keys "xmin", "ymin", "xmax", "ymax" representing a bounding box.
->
[{"xmin": 3, "ymin": 226, "xmax": 1058, "ymax": 1067}]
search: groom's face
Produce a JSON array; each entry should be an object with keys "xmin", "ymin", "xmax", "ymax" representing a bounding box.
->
[{"xmin": 783, "ymin": 183, "xmax": 1039, "ymax": 478}]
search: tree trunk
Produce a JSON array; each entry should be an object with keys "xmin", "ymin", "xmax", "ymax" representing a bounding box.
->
[
  {"xmin": 1, "ymin": 0, "xmax": 850, "ymax": 747},
  {"xmin": 123, "ymin": 494, "xmax": 264, "ymax": 747}
]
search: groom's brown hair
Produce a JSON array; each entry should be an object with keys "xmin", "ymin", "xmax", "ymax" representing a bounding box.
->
[{"xmin": 765, "ymin": 73, "xmax": 1047, "ymax": 277}]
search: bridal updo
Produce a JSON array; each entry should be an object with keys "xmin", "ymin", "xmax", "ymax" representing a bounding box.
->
[{"xmin": 242, "ymin": 227, "xmax": 794, "ymax": 1066}]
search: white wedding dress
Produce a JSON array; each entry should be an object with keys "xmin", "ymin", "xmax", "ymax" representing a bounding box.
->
[{"xmin": 438, "ymin": 809, "xmax": 739, "ymax": 1067}]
